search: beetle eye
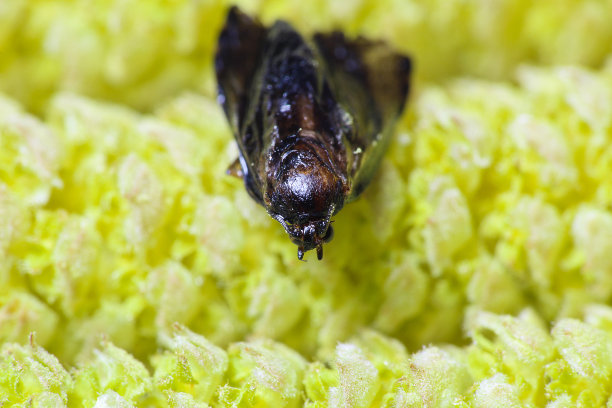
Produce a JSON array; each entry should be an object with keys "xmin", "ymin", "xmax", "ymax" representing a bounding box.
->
[{"xmin": 322, "ymin": 225, "xmax": 334, "ymax": 242}]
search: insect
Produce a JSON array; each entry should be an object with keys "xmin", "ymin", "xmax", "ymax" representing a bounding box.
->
[{"xmin": 215, "ymin": 7, "xmax": 412, "ymax": 260}]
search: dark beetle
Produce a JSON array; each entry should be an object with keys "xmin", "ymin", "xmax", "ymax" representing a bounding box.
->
[{"xmin": 215, "ymin": 7, "xmax": 412, "ymax": 260}]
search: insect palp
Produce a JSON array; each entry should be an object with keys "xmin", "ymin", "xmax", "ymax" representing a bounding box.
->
[{"xmin": 316, "ymin": 243, "xmax": 323, "ymax": 260}]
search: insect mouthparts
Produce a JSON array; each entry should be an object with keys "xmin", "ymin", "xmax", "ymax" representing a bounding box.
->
[
  {"xmin": 215, "ymin": 6, "xmax": 412, "ymax": 260},
  {"xmin": 297, "ymin": 240, "xmax": 324, "ymax": 261}
]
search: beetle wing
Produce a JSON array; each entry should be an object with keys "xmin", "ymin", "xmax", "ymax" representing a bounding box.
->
[
  {"xmin": 215, "ymin": 7, "xmax": 266, "ymax": 133},
  {"xmin": 314, "ymin": 32, "xmax": 412, "ymax": 201},
  {"xmin": 215, "ymin": 7, "xmax": 268, "ymax": 202}
]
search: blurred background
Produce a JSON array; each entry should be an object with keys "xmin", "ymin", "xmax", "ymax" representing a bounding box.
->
[{"xmin": 2, "ymin": 0, "xmax": 612, "ymax": 114}]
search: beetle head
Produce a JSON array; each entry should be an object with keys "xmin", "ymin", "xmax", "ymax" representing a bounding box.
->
[{"xmin": 266, "ymin": 140, "xmax": 344, "ymax": 260}]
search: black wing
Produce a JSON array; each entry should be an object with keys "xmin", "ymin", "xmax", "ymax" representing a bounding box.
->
[
  {"xmin": 215, "ymin": 7, "xmax": 268, "ymax": 203},
  {"xmin": 314, "ymin": 32, "xmax": 412, "ymax": 201}
]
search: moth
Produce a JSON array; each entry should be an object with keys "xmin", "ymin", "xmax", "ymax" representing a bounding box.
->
[{"xmin": 215, "ymin": 7, "xmax": 412, "ymax": 260}]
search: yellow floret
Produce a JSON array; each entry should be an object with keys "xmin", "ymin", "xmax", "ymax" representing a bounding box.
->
[{"xmin": 2, "ymin": 1, "xmax": 612, "ymax": 407}]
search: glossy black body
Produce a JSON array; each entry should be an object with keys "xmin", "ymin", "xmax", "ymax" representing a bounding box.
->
[{"xmin": 215, "ymin": 7, "xmax": 412, "ymax": 260}]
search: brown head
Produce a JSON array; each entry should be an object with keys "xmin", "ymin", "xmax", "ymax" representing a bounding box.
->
[{"xmin": 265, "ymin": 137, "xmax": 346, "ymax": 260}]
